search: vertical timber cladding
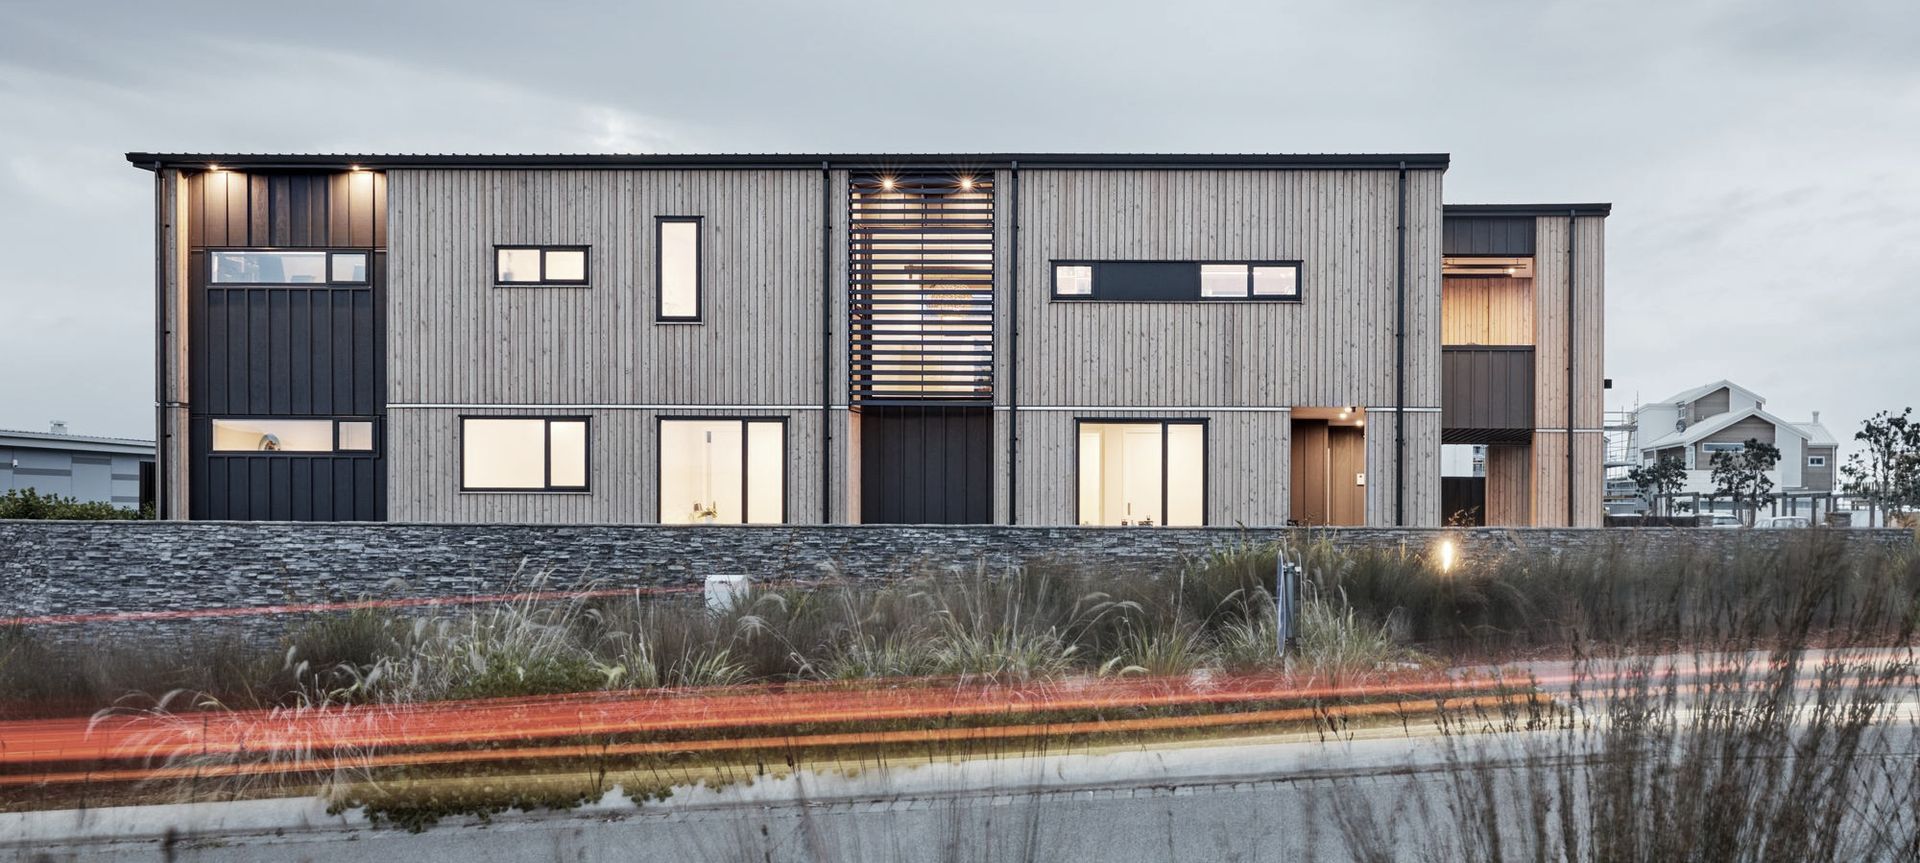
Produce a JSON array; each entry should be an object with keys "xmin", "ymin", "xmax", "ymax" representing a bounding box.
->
[
  {"xmin": 185, "ymin": 170, "xmax": 386, "ymax": 520},
  {"xmin": 1530, "ymin": 213, "xmax": 1606, "ymax": 527},
  {"xmin": 846, "ymin": 170, "xmax": 997, "ymax": 523}
]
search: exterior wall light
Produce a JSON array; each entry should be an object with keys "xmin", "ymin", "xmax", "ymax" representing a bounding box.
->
[
  {"xmin": 880, "ymin": 177, "xmax": 896, "ymax": 191},
  {"xmin": 1436, "ymin": 537, "xmax": 1458, "ymax": 574},
  {"xmin": 959, "ymin": 176, "xmax": 974, "ymax": 191}
]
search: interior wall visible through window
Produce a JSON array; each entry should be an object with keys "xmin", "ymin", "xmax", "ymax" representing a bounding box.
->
[{"xmin": 1076, "ymin": 421, "xmax": 1204, "ymax": 526}]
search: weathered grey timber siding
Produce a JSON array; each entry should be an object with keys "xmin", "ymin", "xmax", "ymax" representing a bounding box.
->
[
  {"xmin": 387, "ymin": 407, "xmax": 823, "ymax": 524},
  {"xmin": 1690, "ymin": 387, "xmax": 1731, "ymax": 422},
  {"xmin": 386, "ymin": 170, "xmax": 827, "ymax": 522},
  {"xmin": 1015, "ymin": 169, "xmax": 1442, "ymax": 408},
  {"xmin": 1531, "ymin": 215, "xmax": 1605, "ymax": 526},
  {"xmin": 386, "ymin": 170, "xmax": 823, "ymax": 407},
  {"xmin": 1009, "ymin": 168, "xmax": 1444, "ymax": 526},
  {"xmin": 1805, "ymin": 446, "xmax": 1836, "ymax": 491},
  {"xmin": 1695, "ymin": 417, "xmax": 1778, "ymax": 465},
  {"xmin": 1440, "ymin": 278, "xmax": 1533, "ymax": 345}
]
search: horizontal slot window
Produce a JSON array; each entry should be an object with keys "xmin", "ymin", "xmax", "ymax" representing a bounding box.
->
[
  {"xmin": 496, "ymin": 246, "xmax": 590, "ymax": 286},
  {"xmin": 211, "ymin": 251, "xmax": 370, "ymax": 285},
  {"xmin": 1053, "ymin": 261, "xmax": 1302, "ymax": 302},
  {"xmin": 210, "ymin": 418, "xmax": 376, "ymax": 453},
  {"xmin": 462, "ymin": 417, "xmax": 590, "ymax": 491}
]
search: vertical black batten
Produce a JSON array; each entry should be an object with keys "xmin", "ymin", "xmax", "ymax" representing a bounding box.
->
[
  {"xmin": 1566, "ymin": 209, "xmax": 1576, "ymax": 527},
  {"xmin": 1394, "ymin": 162, "xmax": 1408, "ymax": 526},
  {"xmin": 153, "ymin": 162, "xmax": 170, "ymax": 519},
  {"xmin": 820, "ymin": 161, "xmax": 833, "ymax": 523},
  {"xmin": 1007, "ymin": 161, "xmax": 1020, "ymax": 525}
]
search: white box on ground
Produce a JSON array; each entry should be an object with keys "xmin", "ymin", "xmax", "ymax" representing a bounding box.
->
[{"xmin": 705, "ymin": 574, "xmax": 750, "ymax": 611}]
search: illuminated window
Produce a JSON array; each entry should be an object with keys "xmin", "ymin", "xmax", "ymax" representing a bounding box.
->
[
  {"xmin": 1200, "ymin": 264, "xmax": 1249, "ymax": 298},
  {"xmin": 337, "ymin": 421, "xmax": 375, "ymax": 451},
  {"xmin": 495, "ymin": 246, "xmax": 590, "ymax": 286},
  {"xmin": 657, "ymin": 217, "xmax": 701, "ymax": 320},
  {"xmin": 659, "ymin": 418, "xmax": 784, "ymax": 523},
  {"xmin": 462, "ymin": 417, "xmax": 589, "ymax": 491},
  {"xmin": 1051, "ymin": 261, "xmax": 1301, "ymax": 302},
  {"xmin": 1076, "ymin": 420, "xmax": 1205, "ymax": 526},
  {"xmin": 211, "ymin": 419, "xmax": 335, "ymax": 452},
  {"xmin": 1054, "ymin": 264, "xmax": 1093, "ymax": 296}
]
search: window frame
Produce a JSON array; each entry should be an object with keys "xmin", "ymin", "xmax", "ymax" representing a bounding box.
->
[
  {"xmin": 493, "ymin": 245, "xmax": 591, "ymax": 288},
  {"xmin": 654, "ymin": 216, "xmax": 704, "ymax": 322},
  {"xmin": 1050, "ymin": 260, "xmax": 1303, "ymax": 303},
  {"xmin": 654, "ymin": 415, "xmax": 788, "ymax": 523},
  {"xmin": 1808, "ymin": 455, "xmax": 1827, "ymax": 468},
  {"xmin": 458, "ymin": 415, "xmax": 592, "ymax": 493},
  {"xmin": 206, "ymin": 248, "xmax": 371, "ymax": 287},
  {"xmin": 207, "ymin": 417, "xmax": 380, "ymax": 454},
  {"xmin": 1072, "ymin": 417, "xmax": 1209, "ymax": 527}
]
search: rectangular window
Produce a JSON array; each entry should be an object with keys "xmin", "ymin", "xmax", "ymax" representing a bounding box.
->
[
  {"xmin": 461, "ymin": 417, "xmax": 589, "ymax": 491},
  {"xmin": 657, "ymin": 217, "xmax": 701, "ymax": 320},
  {"xmin": 211, "ymin": 251, "xmax": 338, "ymax": 285},
  {"xmin": 1076, "ymin": 420, "xmax": 1205, "ymax": 526},
  {"xmin": 1808, "ymin": 455, "xmax": 1827, "ymax": 468},
  {"xmin": 211, "ymin": 419, "xmax": 335, "ymax": 452},
  {"xmin": 495, "ymin": 246, "xmax": 590, "ymax": 286},
  {"xmin": 1054, "ymin": 264, "xmax": 1094, "ymax": 296},
  {"xmin": 1051, "ymin": 261, "xmax": 1302, "ymax": 302},
  {"xmin": 210, "ymin": 418, "xmax": 378, "ymax": 453},
  {"xmin": 330, "ymin": 252, "xmax": 368, "ymax": 283},
  {"xmin": 659, "ymin": 418, "xmax": 784, "ymax": 524}
]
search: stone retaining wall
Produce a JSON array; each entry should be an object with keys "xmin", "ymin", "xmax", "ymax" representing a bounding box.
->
[{"xmin": 1, "ymin": 521, "xmax": 1911, "ymax": 621}]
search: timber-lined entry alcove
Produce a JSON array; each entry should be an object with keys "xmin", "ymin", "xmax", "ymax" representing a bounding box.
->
[
  {"xmin": 1290, "ymin": 407, "xmax": 1366, "ymax": 525},
  {"xmin": 846, "ymin": 170, "xmax": 996, "ymax": 523}
]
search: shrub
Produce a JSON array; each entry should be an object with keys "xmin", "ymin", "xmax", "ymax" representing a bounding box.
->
[{"xmin": 0, "ymin": 488, "xmax": 147, "ymax": 520}]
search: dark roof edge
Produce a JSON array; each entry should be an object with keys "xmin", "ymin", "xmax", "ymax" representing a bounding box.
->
[
  {"xmin": 1446, "ymin": 203, "xmax": 1612, "ymax": 218},
  {"xmin": 127, "ymin": 152, "xmax": 1451, "ymax": 172}
]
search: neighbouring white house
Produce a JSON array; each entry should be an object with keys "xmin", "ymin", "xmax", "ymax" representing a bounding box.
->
[{"xmin": 1629, "ymin": 381, "xmax": 1838, "ymax": 498}]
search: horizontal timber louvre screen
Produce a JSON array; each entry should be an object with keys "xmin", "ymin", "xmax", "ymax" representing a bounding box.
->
[{"xmin": 847, "ymin": 172, "xmax": 995, "ymax": 403}]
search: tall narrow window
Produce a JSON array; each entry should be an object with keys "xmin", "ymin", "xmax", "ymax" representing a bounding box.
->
[
  {"xmin": 659, "ymin": 418, "xmax": 784, "ymax": 523},
  {"xmin": 657, "ymin": 217, "xmax": 701, "ymax": 321},
  {"xmin": 1076, "ymin": 420, "xmax": 1205, "ymax": 526},
  {"xmin": 461, "ymin": 417, "xmax": 590, "ymax": 491}
]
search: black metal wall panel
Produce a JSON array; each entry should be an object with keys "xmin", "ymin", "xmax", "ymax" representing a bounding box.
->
[
  {"xmin": 1441, "ymin": 346, "xmax": 1535, "ymax": 443},
  {"xmin": 859, "ymin": 407, "xmax": 992, "ymax": 524},
  {"xmin": 186, "ymin": 170, "xmax": 386, "ymax": 521},
  {"xmin": 1443, "ymin": 216, "xmax": 1535, "ymax": 256}
]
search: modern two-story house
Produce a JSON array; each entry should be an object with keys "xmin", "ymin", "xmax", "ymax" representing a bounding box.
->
[
  {"xmin": 1629, "ymin": 380, "xmax": 1838, "ymax": 498},
  {"xmin": 130, "ymin": 152, "xmax": 1607, "ymax": 527}
]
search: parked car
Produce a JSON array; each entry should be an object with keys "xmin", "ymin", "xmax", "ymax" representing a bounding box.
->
[
  {"xmin": 1709, "ymin": 514, "xmax": 1745, "ymax": 528},
  {"xmin": 1755, "ymin": 516, "xmax": 1812, "ymax": 529}
]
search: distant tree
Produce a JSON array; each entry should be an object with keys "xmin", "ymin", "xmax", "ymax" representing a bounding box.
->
[
  {"xmin": 1841, "ymin": 408, "xmax": 1920, "ymax": 526},
  {"xmin": 1627, "ymin": 454, "xmax": 1687, "ymax": 516},
  {"xmin": 0, "ymin": 488, "xmax": 147, "ymax": 520},
  {"xmin": 1710, "ymin": 439, "xmax": 1781, "ymax": 526}
]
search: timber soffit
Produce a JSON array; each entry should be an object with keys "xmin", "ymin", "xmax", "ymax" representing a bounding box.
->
[{"xmin": 126, "ymin": 152, "xmax": 1452, "ymax": 172}]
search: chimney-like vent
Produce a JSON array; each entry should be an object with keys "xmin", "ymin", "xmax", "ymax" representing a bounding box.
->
[
  {"xmin": 49, "ymin": 421, "xmax": 68, "ymax": 435},
  {"xmin": 1811, "ymin": 410, "xmax": 1820, "ymax": 424}
]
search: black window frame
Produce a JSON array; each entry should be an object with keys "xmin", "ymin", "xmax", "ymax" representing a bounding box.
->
[
  {"xmin": 493, "ymin": 245, "xmax": 591, "ymax": 288},
  {"xmin": 653, "ymin": 415, "xmax": 788, "ymax": 523},
  {"xmin": 1071, "ymin": 417, "xmax": 1209, "ymax": 527},
  {"xmin": 654, "ymin": 216, "xmax": 704, "ymax": 322},
  {"xmin": 458, "ymin": 415, "xmax": 592, "ymax": 492},
  {"xmin": 206, "ymin": 248, "xmax": 371, "ymax": 287},
  {"xmin": 207, "ymin": 416, "xmax": 381, "ymax": 455},
  {"xmin": 1050, "ymin": 260, "xmax": 1304, "ymax": 303}
]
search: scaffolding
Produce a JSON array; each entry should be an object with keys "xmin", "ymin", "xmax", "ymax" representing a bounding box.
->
[{"xmin": 1603, "ymin": 406, "xmax": 1641, "ymax": 512}]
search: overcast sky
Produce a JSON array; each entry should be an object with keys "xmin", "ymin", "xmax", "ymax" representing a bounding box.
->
[{"xmin": 1, "ymin": 0, "xmax": 1915, "ymax": 458}]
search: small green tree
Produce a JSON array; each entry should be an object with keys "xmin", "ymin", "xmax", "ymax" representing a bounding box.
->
[
  {"xmin": 1841, "ymin": 408, "xmax": 1920, "ymax": 526},
  {"xmin": 1709, "ymin": 439, "xmax": 1781, "ymax": 526},
  {"xmin": 1627, "ymin": 454, "xmax": 1687, "ymax": 516}
]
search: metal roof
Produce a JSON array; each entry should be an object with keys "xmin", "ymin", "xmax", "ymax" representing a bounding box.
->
[
  {"xmin": 1445, "ymin": 203, "xmax": 1613, "ymax": 218},
  {"xmin": 126, "ymin": 152, "xmax": 1452, "ymax": 172},
  {"xmin": 0, "ymin": 429, "xmax": 154, "ymax": 456}
]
